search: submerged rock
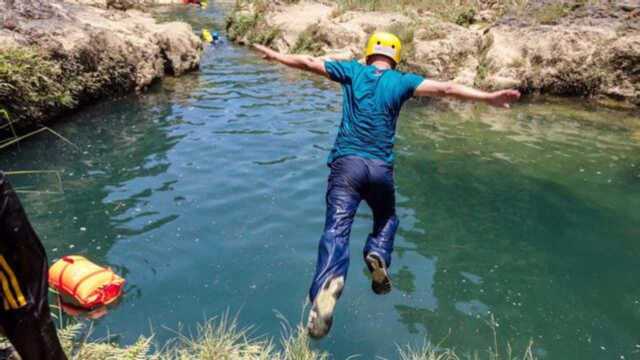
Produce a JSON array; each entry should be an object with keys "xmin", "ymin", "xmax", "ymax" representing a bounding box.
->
[{"xmin": 0, "ymin": 0, "xmax": 202, "ymax": 128}]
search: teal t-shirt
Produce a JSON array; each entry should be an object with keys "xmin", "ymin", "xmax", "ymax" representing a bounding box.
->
[{"xmin": 324, "ymin": 60, "xmax": 424, "ymax": 164}]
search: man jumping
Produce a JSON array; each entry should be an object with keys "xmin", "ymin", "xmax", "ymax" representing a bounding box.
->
[{"xmin": 253, "ymin": 32, "xmax": 520, "ymax": 339}]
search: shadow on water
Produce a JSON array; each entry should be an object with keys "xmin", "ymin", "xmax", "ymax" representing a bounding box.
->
[
  {"xmin": 0, "ymin": 82, "xmax": 194, "ymax": 264},
  {"xmin": 391, "ymin": 102, "xmax": 640, "ymax": 358}
]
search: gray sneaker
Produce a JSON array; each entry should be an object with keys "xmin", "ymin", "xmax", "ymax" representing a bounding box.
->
[
  {"xmin": 365, "ymin": 253, "xmax": 392, "ymax": 295},
  {"xmin": 306, "ymin": 276, "xmax": 344, "ymax": 339}
]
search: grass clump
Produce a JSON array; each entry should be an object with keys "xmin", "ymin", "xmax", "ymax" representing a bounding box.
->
[
  {"xmin": 398, "ymin": 316, "xmax": 537, "ymax": 360},
  {"xmin": 398, "ymin": 342, "xmax": 536, "ymax": 360},
  {"xmin": 160, "ymin": 315, "xmax": 277, "ymax": 359},
  {"xmin": 226, "ymin": 0, "xmax": 282, "ymax": 46},
  {"xmin": 162, "ymin": 316, "xmax": 329, "ymax": 360},
  {"xmin": 291, "ymin": 24, "xmax": 329, "ymax": 56},
  {"xmin": 397, "ymin": 343, "xmax": 459, "ymax": 360},
  {"xmin": 532, "ymin": 3, "xmax": 572, "ymax": 24},
  {"xmin": 385, "ymin": 21, "xmax": 417, "ymax": 71},
  {"xmin": 0, "ymin": 47, "xmax": 76, "ymax": 127},
  {"xmin": 58, "ymin": 323, "xmax": 154, "ymax": 360},
  {"xmin": 454, "ymin": 7, "xmax": 477, "ymax": 26},
  {"xmin": 2, "ymin": 313, "xmax": 537, "ymax": 359},
  {"xmin": 279, "ymin": 327, "xmax": 328, "ymax": 360},
  {"xmin": 51, "ymin": 315, "xmax": 329, "ymax": 360}
]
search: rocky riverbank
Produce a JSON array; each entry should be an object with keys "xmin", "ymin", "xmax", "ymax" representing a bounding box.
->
[
  {"xmin": 226, "ymin": 0, "xmax": 640, "ymax": 109},
  {"xmin": 0, "ymin": 0, "xmax": 202, "ymax": 130}
]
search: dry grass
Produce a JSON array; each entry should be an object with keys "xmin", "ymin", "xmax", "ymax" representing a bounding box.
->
[
  {"xmin": 226, "ymin": 0, "xmax": 539, "ymax": 53},
  {"xmin": 330, "ymin": 0, "xmax": 531, "ymax": 22},
  {"xmin": 53, "ymin": 314, "xmax": 329, "ymax": 360},
  {"xmin": 0, "ymin": 311, "xmax": 538, "ymax": 359},
  {"xmin": 47, "ymin": 314, "xmax": 537, "ymax": 360},
  {"xmin": 398, "ymin": 316, "xmax": 537, "ymax": 360}
]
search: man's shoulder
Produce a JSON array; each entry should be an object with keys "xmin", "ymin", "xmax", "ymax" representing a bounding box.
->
[
  {"xmin": 326, "ymin": 59, "xmax": 361, "ymax": 67},
  {"xmin": 386, "ymin": 69, "xmax": 425, "ymax": 86},
  {"xmin": 325, "ymin": 59, "xmax": 364, "ymax": 76},
  {"xmin": 388, "ymin": 68, "xmax": 420, "ymax": 78}
]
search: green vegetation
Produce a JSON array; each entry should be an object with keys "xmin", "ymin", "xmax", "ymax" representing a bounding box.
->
[
  {"xmin": 0, "ymin": 313, "xmax": 538, "ymax": 359},
  {"xmin": 52, "ymin": 316, "xmax": 329, "ymax": 360},
  {"xmin": 0, "ymin": 47, "xmax": 76, "ymax": 128},
  {"xmin": 291, "ymin": 24, "xmax": 328, "ymax": 56},
  {"xmin": 398, "ymin": 316, "xmax": 537, "ymax": 360},
  {"xmin": 385, "ymin": 21, "xmax": 417, "ymax": 71},
  {"xmin": 455, "ymin": 7, "xmax": 476, "ymax": 26},
  {"xmin": 532, "ymin": 2, "xmax": 572, "ymax": 24},
  {"xmin": 474, "ymin": 32, "xmax": 494, "ymax": 87},
  {"xmin": 225, "ymin": 0, "xmax": 282, "ymax": 46},
  {"xmin": 326, "ymin": 0, "xmax": 590, "ymax": 27},
  {"xmin": 0, "ymin": 43, "xmax": 133, "ymax": 132},
  {"xmin": 399, "ymin": 342, "xmax": 536, "ymax": 360},
  {"xmin": 329, "ymin": 0, "xmax": 528, "ymax": 23}
]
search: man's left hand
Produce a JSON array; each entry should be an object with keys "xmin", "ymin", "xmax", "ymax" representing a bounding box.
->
[
  {"xmin": 486, "ymin": 89, "xmax": 521, "ymax": 108},
  {"xmin": 253, "ymin": 44, "xmax": 276, "ymax": 61}
]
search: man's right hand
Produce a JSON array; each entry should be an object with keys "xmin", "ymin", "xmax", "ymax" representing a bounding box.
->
[
  {"xmin": 253, "ymin": 44, "xmax": 277, "ymax": 61},
  {"xmin": 485, "ymin": 89, "xmax": 521, "ymax": 108},
  {"xmin": 415, "ymin": 79, "xmax": 521, "ymax": 108},
  {"xmin": 251, "ymin": 44, "xmax": 330, "ymax": 78}
]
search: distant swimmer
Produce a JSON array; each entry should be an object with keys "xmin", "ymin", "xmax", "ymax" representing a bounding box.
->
[
  {"xmin": 253, "ymin": 32, "xmax": 520, "ymax": 339},
  {"xmin": 202, "ymin": 29, "xmax": 221, "ymax": 45}
]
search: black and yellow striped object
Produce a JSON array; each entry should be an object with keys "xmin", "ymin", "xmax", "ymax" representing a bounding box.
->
[{"xmin": 0, "ymin": 255, "xmax": 26, "ymax": 310}]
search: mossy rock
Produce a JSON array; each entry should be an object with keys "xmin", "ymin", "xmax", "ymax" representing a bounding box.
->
[{"xmin": 0, "ymin": 47, "xmax": 76, "ymax": 129}]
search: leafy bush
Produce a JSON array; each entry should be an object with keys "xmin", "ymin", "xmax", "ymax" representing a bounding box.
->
[{"xmin": 455, "ymin": 7, "xmax": 476, "ymax": 26}]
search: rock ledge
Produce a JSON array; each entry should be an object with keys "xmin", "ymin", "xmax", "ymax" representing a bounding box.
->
[{"xmin": 0, "ymin": 0, "xmax": 202, "ymax": 128}]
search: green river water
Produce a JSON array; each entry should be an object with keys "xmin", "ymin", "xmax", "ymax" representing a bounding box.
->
[{"xmin": 2, "ymin": 4, "xmax": 640, "ymax": 359}]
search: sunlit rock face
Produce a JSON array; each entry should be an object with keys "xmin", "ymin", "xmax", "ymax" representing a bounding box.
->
[
  {"xmin": 226, "ymin": 0, "xmax": 640, "ymax": 107},
  {"xmin": 0, "ymin": 0, "xmax": 202, "ymax": 127}
]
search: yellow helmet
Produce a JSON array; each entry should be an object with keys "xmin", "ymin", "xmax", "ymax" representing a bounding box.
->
[{"xmin": 365, "ymin": 32, "xmax": 402, "ymax": 65}]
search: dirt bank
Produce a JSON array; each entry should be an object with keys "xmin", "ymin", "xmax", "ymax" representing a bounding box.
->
[
  {"xmin": 0, "ymin": 0, "xmax": 202, "ymax": 130},
  {"xmin": 69, "ymin": 0, "xmax": 185, "ymax": 11},
  {"xmin": 226, "ymin": 0, "xmax": 640, "ymax": 108}
]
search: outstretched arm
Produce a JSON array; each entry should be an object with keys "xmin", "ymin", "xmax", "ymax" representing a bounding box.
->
[
  {"xmin": 414, "ymin": 79, "xmax": 521, "ymax": 108},
  {"xmin": 253, "ymin": 44, "xmax": 329, "ymax": 78}
]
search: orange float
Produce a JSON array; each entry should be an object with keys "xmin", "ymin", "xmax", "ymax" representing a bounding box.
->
[{"xmin": 48, "ymin": 255, "xmax": 125, "ymax": 309}]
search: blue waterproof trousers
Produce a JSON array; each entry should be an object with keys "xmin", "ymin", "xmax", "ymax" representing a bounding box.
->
[{"xmin": 309, "ymin": 156, "xmax": 399, "ymax": 302}]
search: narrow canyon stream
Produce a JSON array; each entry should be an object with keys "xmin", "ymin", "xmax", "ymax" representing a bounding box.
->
[{"xmin": 2, "ymin": 4, "xmax": 639, "ymax": 359}]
